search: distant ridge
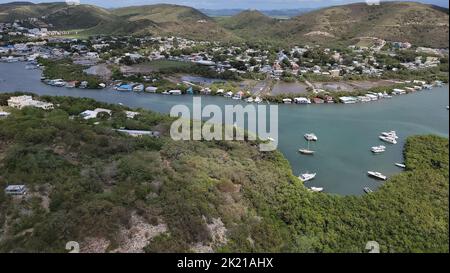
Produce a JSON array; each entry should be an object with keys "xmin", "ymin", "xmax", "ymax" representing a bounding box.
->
[
  {"xmin": 217, "ymin": 1, "xmax": 449, "ymax": 48},
  {"xmin": 0, "ymin": 1, "xmax": 448, "ymax": 48}
]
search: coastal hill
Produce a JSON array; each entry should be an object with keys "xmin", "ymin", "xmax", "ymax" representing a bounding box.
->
[
  {"xmin": 0, "ymin": 2, "xmax": 448, "ymax": 47},
  {"xmin": 216, "ymin": 10, "xmax": 278, "ymax": 39},
  {"xmin": 0, "ymin": 2, "xmax": 119, "ymax": 30},
  {"xmin": 110, "ymin": 4, "xmax": 238, "ymax": 42},
  {"xmin": 218, "ymin": 2, "xmax": 449, "ymax": 48},
  {"xmin": 0, "ymin": 2, "xmax": 238, "ymax": 42}
]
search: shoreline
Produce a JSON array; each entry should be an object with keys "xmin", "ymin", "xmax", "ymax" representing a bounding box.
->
[{"xmin": 2, "ymin": 61, "xmax": 448, "ymax": 107}]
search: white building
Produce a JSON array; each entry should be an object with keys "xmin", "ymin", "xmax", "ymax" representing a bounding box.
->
[
  {"xmin": 7, "ymin": 95, "xmax": 54, "ymax": 110},
  {"xmin": 79, "ymin": 108, "xmax": 112, "ymax": 120},
  {"xmin": 125, "ymin": 111, "xmax": 140, "ymax": 119}
]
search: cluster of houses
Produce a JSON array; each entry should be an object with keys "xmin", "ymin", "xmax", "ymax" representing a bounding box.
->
[
  {"xmin": 0, "ymin": 20, "xmax": 73, "ymax": 40},
  {"xmin": 337, "ymin": 80, "xmax": 443, "ymax": 104},
  {"xmin": 0, "ymin": 22, "xmax": 448, "ymax": 99}
]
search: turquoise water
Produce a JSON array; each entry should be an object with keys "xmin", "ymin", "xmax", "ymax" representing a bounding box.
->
[{"xmin": 1, "ymin": 62, "xmax": 448, "ymax": 195}]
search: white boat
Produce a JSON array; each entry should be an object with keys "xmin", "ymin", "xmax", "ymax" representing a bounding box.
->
[
  {"xmin": 299, "ymin": 173, "xmax": 317, "ymax": 182},
  {"xmin": 53, "ymin": 81, "xmax": 66, "ymax": 87},
  {"xmin": 371, "ymin": 145, "xmax": 386, "ymax": 153},
  {"xmin": 367, "ymin": 171, "xmax": 387, "ymax": 181},
  {"xmin": 132, "ymin": 84, "xmax": 144, "ymax": 92},
  {"xmin": 364, "ymin": 187, "xmax": 373, "ymax": 194},
  {"xmin": 381, "ymin": 131, "xmax": 398, "ymax": 139},
  {"xmin": 379, "ymin": 136, "xmax": 397, "ymax": 144},
  {"xmin": 299, "ymin": 149, "xmax": 315, "ymax": 155},
  {"xmin": 254, "ymin": 97, "xmax": 263, "ymax": 104},
  {"xmin": 267, "ymin": 137, "xmax": 275, "ymax": 142},
  {"xmin": 299, "ymin": 140, "xmax": 315, "ymax": 155},
  {"xmin": 246, "ymin": 97, "xmax": 254, "ymax": 103},
  {"xmin": 395, "ymin": 163, "xmax": 406, "ymax": 168},
  {"xmin": 304, "ymin": 133, "xmax": 318, "ymax": 141},
  {"xmin": 310, "ymin": 187, "xmax": 324, "ymax": 192}
]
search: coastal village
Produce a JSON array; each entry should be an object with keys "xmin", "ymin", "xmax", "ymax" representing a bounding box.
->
[{"xmin": 0, "ymin": 19, "xmax": 448, "ymax": 105}]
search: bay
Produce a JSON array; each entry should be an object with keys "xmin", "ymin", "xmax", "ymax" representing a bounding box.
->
[{"xmin": 1, "ymin": 62, "xmax": 448, "ymax": 195}]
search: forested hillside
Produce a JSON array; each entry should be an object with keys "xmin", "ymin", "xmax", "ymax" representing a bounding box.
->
[{"xmin": 0, "ymin": 93, "xmax": 448, "ymax": 253}]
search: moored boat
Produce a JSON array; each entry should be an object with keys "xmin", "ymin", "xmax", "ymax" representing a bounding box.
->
[
  {"xmin": 304, "ymin": 133, "xmax": 318, "ymax": 141},
  {"xmin": 310, "ymin": 187, "xmax": 324, "ymax": 192},
  {"xmin": 299, "ymin": 149, "xmax": 315, "ymax": 155},
  {"xmin": 381, "ymin": 131, "xmax": 398, "ymax": 139},
  {"xmin": 371, "ymin": 145, "xmax": 386, "ymax": 153},
  {"xmin": 395, "ymin": 163, "xmax": 406, "ymax": 168},
  {"xmin": 379, "ymin": 136, "xmax": 397, "ymax": 144},
  {"xmin": 367, "ymin": 171, "xmax": 387, "ymax": 181},
  {"xmin": 299, "ymin": 172, "xmax": 317, "ymax": 182}
]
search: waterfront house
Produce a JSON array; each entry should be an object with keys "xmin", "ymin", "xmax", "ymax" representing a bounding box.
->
[
  {"xmin": 145, "ymin": 86, "xmax": 158, "ymax": 93},
  {"xmin": 392, "ymin": 89, "xmax": 406, "ymax": 95},
  {"xmin": 357, "ymin": 96, "xmax": 371, "ymax": 103},
  {"xmin": 7, "ymin": 95, "xmax": 54, "ymax": 110},
  {"xmin": 366, "ymin": 94, "xmax": 378, "ymax": 101},
  {"xmin": 339, "ymin": 96, "xmax": 357, "ymax": 104},
  {"xmin": 79, "ymin": 81, "xmax": 88, "ymax": 89},
  {"xmin": 313, "ymin": 98, "xmax": 325, "ymax": 104},
  {"xmin": 294, "ymin": 97, "xmax": 311, "ymax": 104},
  {"xmin": 324, "ymin": 95, "xmax": 335, "ymax": 103},
  {"xmin": 65, "ymin": 81, "xmax": 77, "ymax": 88},
  {"xmin": 168, "ymin": 90, "xmax": 182, "ymax": 95}
]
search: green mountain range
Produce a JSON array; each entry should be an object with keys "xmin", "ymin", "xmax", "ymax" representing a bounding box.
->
[{"xmin": 0, "ymin": 1, "xmax": 448, "ymax": 47}]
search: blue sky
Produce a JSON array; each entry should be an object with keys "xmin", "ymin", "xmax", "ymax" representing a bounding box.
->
[{"xmin": 0, "ymin": 0, "xmax": 448, "ymax": 9}]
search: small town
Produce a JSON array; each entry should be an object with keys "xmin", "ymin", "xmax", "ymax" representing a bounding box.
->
[{"xmin": 1, "ymin": 19, "xmax": 448, "ymax": 105}]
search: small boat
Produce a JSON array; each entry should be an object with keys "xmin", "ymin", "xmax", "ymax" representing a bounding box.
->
[
  {"xmin": 371, "ymin": 145, "xmax": 386, "ymax": 154},
  {"xmin": 395, "ymin": 163, "xmax": 406, "ymax": 168},
  {"xmin": 132, "ymin": 84, "xmax": 144, "ymax": 92},
  {"xmin": 379, "ymin": 136, "xmax": 397, "ymax": 144},
  {"xmin": 299, "ymin": 139, "xmax": 315, "ymax": 155},
  {"xmin": 304, "ymin": 133, "xmax": 318, "ymax": 141},
  {"xmin": 246, "ymin": 97, "xmax": 254, "ymax": 103},
  {"xmin": 266, "ymin": 137, "xmax": 275, "ymax": 142},
  {"xmin": 299, "ymin": 172, "xmax": 317, "ymax": 182},
  {"xmin": 254, "ymin": 97, "xmax": 263, "ymax": 104},
  {"xmin": 299, "ymin": 149, "xmax": 315, "ymax": 155},
  {"xmin": 310, "ymin": 187, "xmax": 324, "ymax": 192},
  {"xmin": 381, "ymin": 131, "xmax": 398, "ymax": 139},
  {"xmin": 364, "ymin": 187, "xmax": 373, "ymax": 194},
  {"xmin": 368, "ymin": 171, "xmax": 387, "ymax": 181}
]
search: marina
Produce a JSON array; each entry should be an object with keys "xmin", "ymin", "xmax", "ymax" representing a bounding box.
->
[{"xmin": 0, "ymin": 62, "xmax": 449, "ymax": 195}]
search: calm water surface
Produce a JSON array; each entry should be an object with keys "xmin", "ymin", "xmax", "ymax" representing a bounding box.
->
[{"xmin": 1, "ymin": 62, "xmax": 448, "ymax": 195}]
